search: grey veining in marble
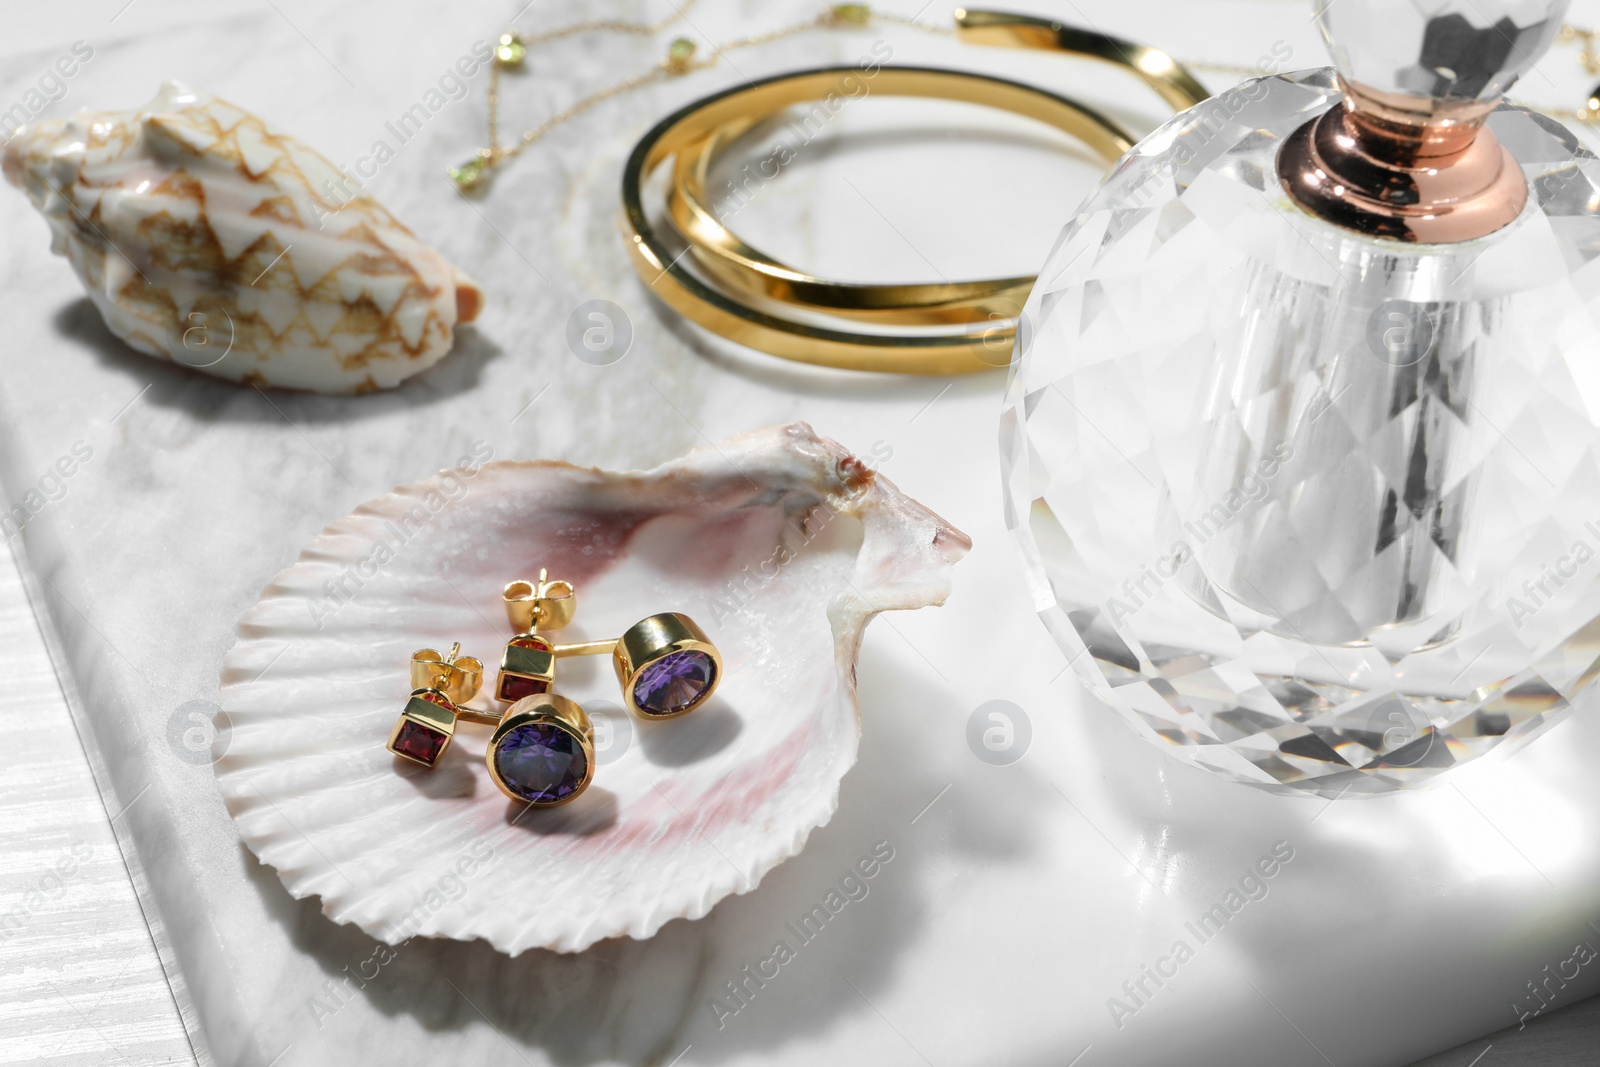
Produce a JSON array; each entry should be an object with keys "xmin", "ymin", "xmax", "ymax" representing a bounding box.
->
[{"xmin": 4, "ymin": 2, "xmax": 1600, "ymax": 1066}]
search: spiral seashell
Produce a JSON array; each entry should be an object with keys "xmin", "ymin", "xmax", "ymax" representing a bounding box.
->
[
  {"xmin": 2, "ymin": 81, "xmax": 482, "ymax": 393},
  {"xmin": 215, "ymin": 424, "xmax": 970, "ymax": 954}
]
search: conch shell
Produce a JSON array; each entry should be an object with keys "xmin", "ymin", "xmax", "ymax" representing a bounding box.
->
[{"xmin": 2, "ymin": 81, "xmax": 482, "ymax": 393}]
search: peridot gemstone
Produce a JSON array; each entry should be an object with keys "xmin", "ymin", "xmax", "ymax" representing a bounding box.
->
[
  {"xmin": 664, "ymin": 37, "xmax": 698, "ymax": 75},
  {"xmin": 832, "ymin": 3, "xmax": 871, "ymax": 23},
  {"xmin": 495, "ymin": 33, "xmax": 526, "ymax": 67},
  {"xmin": 447, "ymin": 157, "xmax": 487, "ymax": 190}
]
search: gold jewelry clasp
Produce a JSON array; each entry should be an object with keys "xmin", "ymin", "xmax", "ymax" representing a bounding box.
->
[
  {"xmin": 503, "ymin": 568, "xmax": 577, "ymax": 634},
  {"xmin": 410, "ymin": 642, "xmax": 484, "ymax": 705}
]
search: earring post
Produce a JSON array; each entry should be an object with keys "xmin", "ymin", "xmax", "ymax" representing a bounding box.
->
[{"xmin": 553, "ymin": 639, "xmax": 619, "ymax": 658}]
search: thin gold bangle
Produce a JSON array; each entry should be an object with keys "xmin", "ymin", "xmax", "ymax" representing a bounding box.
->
[
  {"xmin": 665, "ymin": 119, "xmax": 1049, "ymax": 329},
  {"xmin": 664, "ymin": 9, "xmax": 1211, "ymax": 330},
  {"xmin": 951, "ymin": 8, "xmax": 1210, "ymax": 113},
  {"xmin": 622, "ymin": 66, "xmax": 1137, "ymax": 374}
]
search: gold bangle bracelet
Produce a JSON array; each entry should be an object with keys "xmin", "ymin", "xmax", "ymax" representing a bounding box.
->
[
  {"xmin": 951, "ymin": 8, "xmax": 1210, "ymax": 114},
  {"xmin": 665, "ymin": 118, "xmax": 1063, "ymax": 330},
  {"xmin": 623, "ymin": 66, "xmax": 1139, "ymax": 374},
  {"xmin": 661, "ymin": 9, "xmax": 1212, "ymax": 332}
]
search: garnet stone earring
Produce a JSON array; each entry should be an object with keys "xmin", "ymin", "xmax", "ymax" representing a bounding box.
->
[
  {"xmin": 494, "ymin": 569, "xmax": 576, "ymax": 704},
  {"xmin": 387, "ymin": 643, "xmax": 483, "ymax": 768}
]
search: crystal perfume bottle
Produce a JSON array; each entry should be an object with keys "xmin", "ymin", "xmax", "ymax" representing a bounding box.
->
[{"xmin": 1002, "ymin": 0, "xmax": 1600, "ymax": 795}]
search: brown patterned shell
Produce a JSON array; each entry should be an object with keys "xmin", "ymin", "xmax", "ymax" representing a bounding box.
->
[{"xmin": 1, "ymin": 82, "xmax": 481, "ymax": 393}]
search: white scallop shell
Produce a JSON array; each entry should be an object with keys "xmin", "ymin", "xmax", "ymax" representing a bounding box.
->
[
  {"xmin": 1, "ymin": 81, "xmax": 481, "ymax": 393},
  {"xmin": 214, "ymin": 424, "xmax": 970, "ymax": 954}
]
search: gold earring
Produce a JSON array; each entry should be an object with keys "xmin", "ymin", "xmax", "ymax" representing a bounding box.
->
[
  {"xmin": 553, "ymin": 612, "xmax": 721, "ymax": 719},
  {"xmin": 494, "ymin": 569, "xmax": 576, "ymax": 703},
  {"xmin": 387, "ymin": 643, "xmax": 483, "ymax": 768},
  {"xmin": 611, "ymin": 612, "xmax": 721, "ymax": 718},
  {"xmin": 486, "ymin": 692, "xmax": 596, "ymax": 806}
]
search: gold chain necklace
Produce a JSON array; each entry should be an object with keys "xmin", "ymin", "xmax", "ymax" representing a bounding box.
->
[
  {"xmin": 450, "ymin": 1, "xmax": 934, "ymax": 188},
  {"xmin": 449, "ymin": 2, "xmax": 1600, "ymax": 190}
]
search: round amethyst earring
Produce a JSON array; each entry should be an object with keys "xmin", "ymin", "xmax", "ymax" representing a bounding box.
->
[
  {"xmin": 612, "ymin": 613, "xmax": 721, "ymax": 719},
  {"xmin": 486, "ymin": 693, "xmax": 595, "ymax": 807},
  {"xmin": 551, "ymin": 612, "xmax": 722, "ymax": 719}
]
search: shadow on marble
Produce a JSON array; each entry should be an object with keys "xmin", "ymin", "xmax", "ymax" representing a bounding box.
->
[
  {"xmin": 241, "ymin": 646, "xmax": 1051, "ymax": 1065},
  {"xmin": 51, "ymin": 296, "xmax": 502, "ymax": 422},
  {"xmin": 1408, "ymin": 990, "xmax": 1600, "ymax": 1067},
  {"xmin": 1055, "ymin": 681, "xmax": 1600, "ymax": 1065}
]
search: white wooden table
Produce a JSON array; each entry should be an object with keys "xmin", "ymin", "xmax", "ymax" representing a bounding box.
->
[{"xmin": 0, "ymin": 541, "xmax": 191, "ymax": 1066}]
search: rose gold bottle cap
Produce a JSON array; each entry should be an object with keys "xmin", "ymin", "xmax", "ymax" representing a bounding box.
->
[{"xmin": 1278, "ymin": 0, "xmax": 1568, "ymax": 243}]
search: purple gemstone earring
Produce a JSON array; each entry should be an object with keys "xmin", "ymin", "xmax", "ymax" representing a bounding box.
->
[
  {"xmin": 552, "ymin": 612, "xmax": 722, "ymax": 719},
  {"xmin": 484, "ymin": 604, "xmax": 719, "ymax": 805},
  {"xmin": 487, "ymin": 693, "xmax": 595, "ymax": 807},
  {"xmin": 612, "ymin": 613, "xmax": 721, "ymax": 718},
  {"xmin": 390, "ymin": 588, "xmax": 720, "ymax": 804}
]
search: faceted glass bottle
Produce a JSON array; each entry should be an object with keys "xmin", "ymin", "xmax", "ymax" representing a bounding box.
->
[{"xmin": 1002, "ymin": 1, "xmax": 1600, "ymax": 795}]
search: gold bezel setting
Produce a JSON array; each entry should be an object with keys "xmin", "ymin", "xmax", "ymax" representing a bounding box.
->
[
  {"xmin": 388, "ymin": 643, "xmax": 479, "ymax": 767},
  {"xmin": 388, "ymin": 689, "xmax": 458, "ymax": 767},
  {"xmin": 495, "ymin": 571, "xmax": 575, "ymax": 704},
  {"xmin": 495, "ymin": 633, "xmax": 555, "ymax": 703},
  {"xmin": 486, "ymin": 693, "xmax": 596, "ymax": 806},
  {"xmin": 614, "ymin": 612, "xmax": 722, "ymax": 719}
]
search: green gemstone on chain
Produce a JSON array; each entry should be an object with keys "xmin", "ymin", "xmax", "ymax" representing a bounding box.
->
[
  {"xmin": 832, "ymin": 3, "xmax": 872, "ymax": 23},
  {"xmin": 447, "ymin": 157, "xmax": 488, "ymax": 190},
  {"xmin": 496, "ymin": 32, "xmax": 527, "ymax": 67},
  {"xmin": 664, "ymin": 36, "xmax": 697, "ymax": 74}
]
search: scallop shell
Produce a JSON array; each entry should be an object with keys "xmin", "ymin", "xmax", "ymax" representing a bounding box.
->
[
  {"xmin": 215, "ymin": 424, "xmax": 969, "ymax": 954},
  {"xmin": 1, "ymin": 81, "xmax": 481, "ymax": 393}
]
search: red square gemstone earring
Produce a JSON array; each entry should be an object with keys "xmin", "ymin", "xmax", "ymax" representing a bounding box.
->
[
  {"xmin": 387, "ymin": 643, "xmax": 483, "ymax": 768},
  {"xmin": 495, "ymin": 569, "xmax": 576, "ymax": 704}
]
